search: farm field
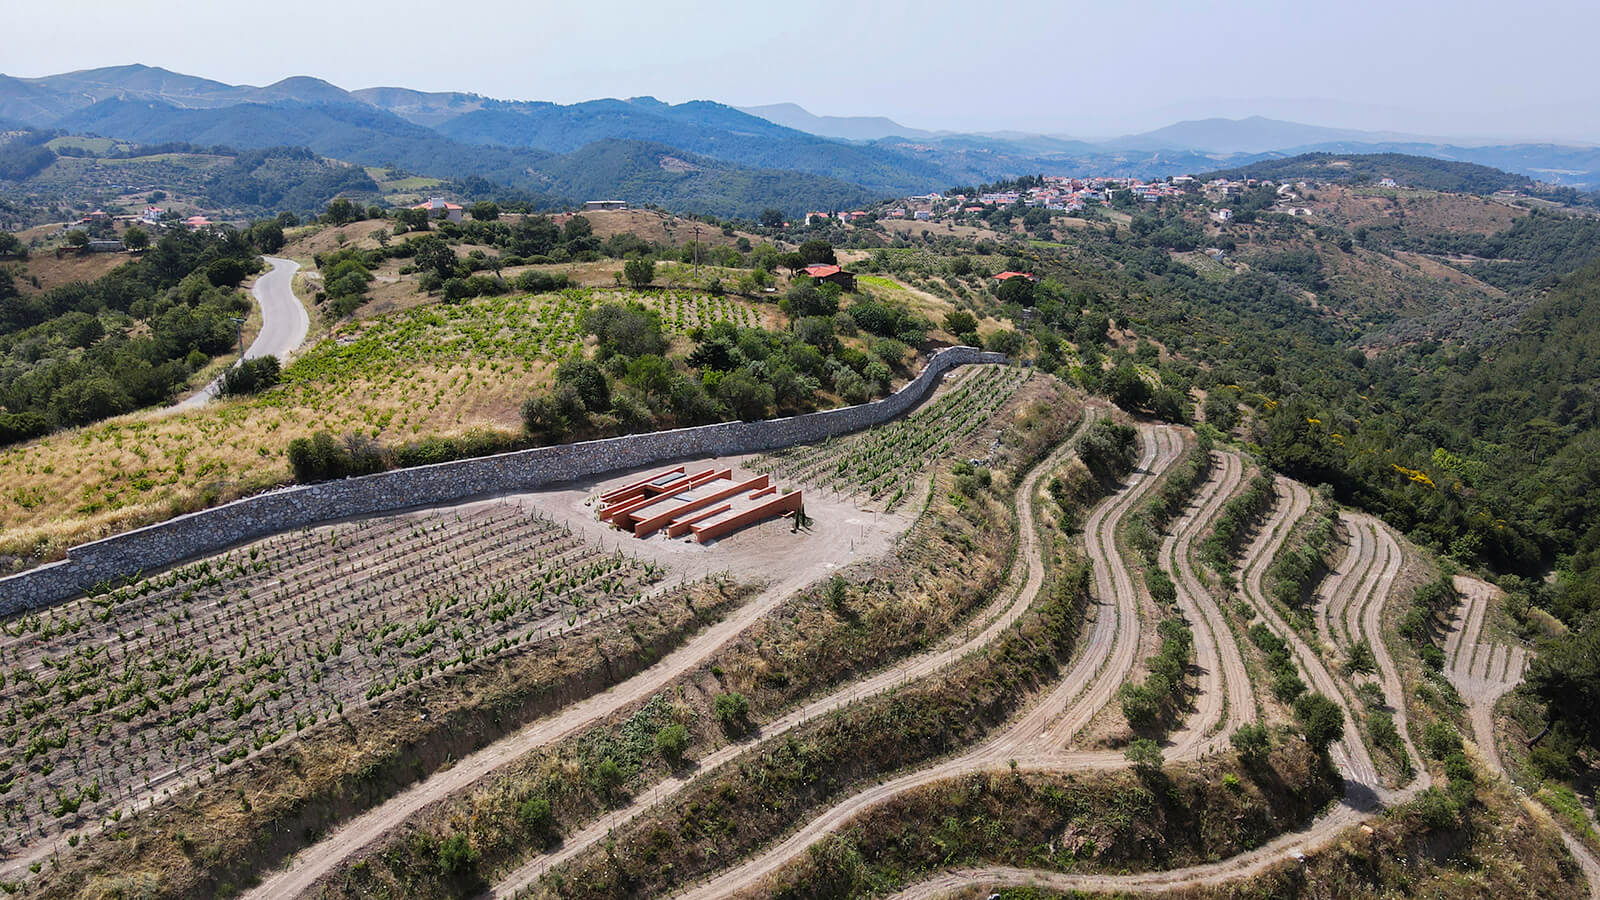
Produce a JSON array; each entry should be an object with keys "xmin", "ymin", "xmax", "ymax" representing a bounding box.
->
[
  {"xmin": 751, "ymin": 364, "xmax": 1030, "ymax": 510},
  {"xmin": 0, "ymin": 500, "xmax": 679, "ymax": 864},
  {"xmin": 226, "ymin": 365, "xmax": 1066, "ymax": 900},
  {"xmin": 0, "ymin": 287, "xmax": 768, "ymax": 562}
]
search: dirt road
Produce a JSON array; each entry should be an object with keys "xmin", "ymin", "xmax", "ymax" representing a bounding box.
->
[
  {"xmin": 1443, "ymin": 576, "xmax": 1600, "ymax": 898},
  {"xmin": 877, "ymin": 477, "xmax": 1431, "ymax": 900},
  {"xmin": 1445, "ymin": 574, "xmax": 1528, "ymax": 739}
]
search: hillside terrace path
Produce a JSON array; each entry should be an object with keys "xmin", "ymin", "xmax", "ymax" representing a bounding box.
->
[
  {"xmin": 665, "ymin": 427, "xmax": 1276, "ymax": 900},
  {"xmin": 1444, "ymin": 575, "xmax": 1600, "ymax": 898},
  {"xmin": 874, "ymin": 476, "xmax": 1432, "ymax": 900}
]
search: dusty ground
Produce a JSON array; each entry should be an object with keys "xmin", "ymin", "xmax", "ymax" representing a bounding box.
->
[
  {"xmin": 507, "ymin": 453, "xmax": 915, "ymax": 591},
  {"xmin": 9, "ymin": 248, "xmax": 127, "ymax": 294}
]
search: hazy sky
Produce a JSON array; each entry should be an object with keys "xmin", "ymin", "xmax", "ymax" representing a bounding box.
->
[{"xmin": 6, "ymin": 0, "xmax": 1598, "ymax": 141}]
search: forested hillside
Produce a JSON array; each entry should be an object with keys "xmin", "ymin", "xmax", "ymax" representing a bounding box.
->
[
  {"xmin": 34, "ymin": 100, "xmax": 882, "ymax": 216},
  {"xmin": 54, "ymin": 99, "xmax": 556, "ymax": 189},
  {"xmin": 1202, "ymin": 151, "xmax": 1536, "ymax": 194},
  {"xmin": 1355, "ymin": 208, "xmax": 1600, "ymax": 289},
  {"xmin": 532, "ymin": 140, "xmax": 878, "ymax": 219},
  {"xmin": 201, "ymin": 147, "xmax": 380, "ymax": 211},
  {"xmin": 0, "ymin": 229, "xmax": 264, "ymax": 442}
]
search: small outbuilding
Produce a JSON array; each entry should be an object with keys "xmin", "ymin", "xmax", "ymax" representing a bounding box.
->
[
  {"xmin": 801, "ymin": 263, "xmax": 857, "ymax": 291},
  {"xmin": 598, "ymin": 466, "xmax": 803, "ymax": 543}
]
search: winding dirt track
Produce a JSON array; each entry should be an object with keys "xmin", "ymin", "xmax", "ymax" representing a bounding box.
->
[
  {"xmin": 877, "ymin": 475, "xmax": 1428, "ymax": 900},
  {"xmin": 1004, "ymin": 442, "xmax": 1247, "ymax": 767},
  {"xmin": 487, "ymin": 409, "xmax": 1108, "ymax": 896},
  {"xmin": 661, "ymin": 431, "xmax": 1316, "ymax": 900},
  {"xmin": 1445, "ymin": 574, "xmax": 1528, "ymax": 732},
  {"xmin": 1444, "ymin": 576, "xmax": 1600, "ymax": 899},
  {"xmin": 732, "ymin": 475, "xmax": 1600, "ymax": 900},
  {"xmin": 1346, "ymin": 513, "xmax": 1425, "ymax": 776},
  {"xmin": 247, "ymin": 374, "xmax": 1078, "ymax": 900}
]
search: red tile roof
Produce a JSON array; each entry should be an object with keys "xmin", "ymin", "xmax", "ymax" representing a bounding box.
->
[
  {"xmin": 994, "ymin": 271, "xmax": 1034, "ymax": 281},
  {"xmin": 803, "ymin": 264, "xmax": 841, "ymax": 277}
]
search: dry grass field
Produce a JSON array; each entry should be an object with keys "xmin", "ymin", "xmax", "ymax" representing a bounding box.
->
[
  {"xmin": 7, "ymin": 250, "xmax": 128, "ymax": 295},
  {"xmin": 1309, "ymin": 184, "xmax": 1526, "ymax": 235},
  {"xmin": 0, "ymin": 287, "xmax": 768, "ymax": 563}
]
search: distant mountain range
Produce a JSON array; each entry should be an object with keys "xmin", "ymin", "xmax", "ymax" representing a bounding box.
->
[
  {"xmin": 3, "ymin": 64, "xmax": 1597, "ymax": 218},
  {"xmin": 1103, "ymin": 116, "xmax": 1441, "ymax": 154},
  {"xmin": 736, "ymin": 103, "xmax": 936, "ymax": 142}
]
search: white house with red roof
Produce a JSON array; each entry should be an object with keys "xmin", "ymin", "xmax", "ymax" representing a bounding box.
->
[{"xmin": 413, "ymin": 197, "xmax": 464, "ymax": 223}]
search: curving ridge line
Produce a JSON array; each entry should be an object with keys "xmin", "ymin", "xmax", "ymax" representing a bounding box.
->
[
  {"xmin": 697, "ymin": 442, "xmax": 1285, "ymax": 899},
  {"xmin": 1317, "ymin": 511, "xmax": 1423, "ymax": 786},
  {"xmin": 882, "ymin": 803, "xmax": 1367, "ymax": 899},
  {"xmin": 487, "ymin": 407, "xmax": 1109, "ymax": 897},
  {"xmin": 662, "ymin": 426, "xmax": 1185, "ymax": 900},
  {"xmin": 1011, "ymin": 441, "xmax": 1247, "ymax": 766},
  {"xmin": 246, "ymin": 374, "xmax": 1074, "ymax": 900},
  {"xmin": 1317, "ymin": 515, "xmax": 1370, "ymax": 649},
  {"xmin": 1279, "ymin": 482, "xmax": 1384, "ymax": 792},
  {"xmin": 1161, "ymin": 448, "xmax": 1252, "ymax": 757}
]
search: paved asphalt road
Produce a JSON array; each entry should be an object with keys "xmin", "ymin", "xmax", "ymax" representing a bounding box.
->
[{"xmin": 175, "ymin": 256, "xmax": 306, "ymax": 410}]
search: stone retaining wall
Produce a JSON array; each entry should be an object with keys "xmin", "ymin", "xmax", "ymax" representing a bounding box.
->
[{"xmin": 0, "ymin": 348, "xmax": 1007, "ymax": 612}]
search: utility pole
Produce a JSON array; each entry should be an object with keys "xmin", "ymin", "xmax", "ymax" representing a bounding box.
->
[{"xmin": 693, "ymin": 223, "xmax": 702, "ymax": 280}]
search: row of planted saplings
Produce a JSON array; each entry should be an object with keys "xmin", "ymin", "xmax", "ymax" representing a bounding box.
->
[
  {"xmin": 0, "ymin": 572, "xmax": 661, "ymax": 852},
  {"xmin": 829, "ymin": 366, "xmax": 1025, "ymax": 496},
  {"xmin": 752, "ymin": 365, "xmax": 1024, "ymax": 497},
  {"xmin": 0, "ymin": 506, "xmax": 663, "ymax": 855}
]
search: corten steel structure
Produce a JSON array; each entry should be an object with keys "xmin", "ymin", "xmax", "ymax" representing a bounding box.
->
[{"xmin": 599, "ymin": 467, "xmax": 803, "ymax": 543}]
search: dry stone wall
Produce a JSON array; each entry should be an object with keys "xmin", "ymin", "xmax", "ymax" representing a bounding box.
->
[{"xmin": 0, "ymin": 348, "xmax": 1007, "ymax": 613}]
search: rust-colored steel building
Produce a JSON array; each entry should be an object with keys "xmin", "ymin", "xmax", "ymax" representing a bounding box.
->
[{"xmin": 598, "ymin": 467, "xmax": 803, "ymax": 543}]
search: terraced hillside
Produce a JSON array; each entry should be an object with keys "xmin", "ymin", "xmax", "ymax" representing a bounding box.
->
[{"xmin": 3, "ymin": 372, "xmax": 1593, "ymax": 900}]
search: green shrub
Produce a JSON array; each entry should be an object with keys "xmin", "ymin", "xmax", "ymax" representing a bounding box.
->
[
  {"xmin": 1230, "ymin": 723, "xmax": 1271, "ymax": 764},
  {"xmin": 221, "ymin": 356, "xmax": 281, "ymax": 396},
  {"xmin": 1422, "ymin": 721, "xmax": 1463, "ymax": 760},
  {"xmin": 1124, "ymin": 737, "xmax": 1163, "ymax": 771},
  {"xmin": 436, "ymin": 833, "xmax": 478, "ymax": 876},
  {"xmin": 1344, "ymin": 639, "xmax": 1377, "ymax": 675},
  {"xmin": 1075, "ymin": 419, "xmax": 1138, "ymax": 480},
  {"xmin": 1293, "ymin": 692, "xmax": 1345, "ymax": 753},
  {"xmin": 517, "ymin": 794, "xmax": 553, "ymax": 832},
  {"xmin": 714, "ymin": 691, "xmax": 750, "ymax": 735},
  {"xmin": 286, "ymin": 431, "xmax": 387, "ymax": 483},
  {"xmin": 655, "ymin": 724, "xmax": 690, "ymax": 763},
  {"xmin": 588, "ymin": 757, "xmax": 625, "ymax": 798}
]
